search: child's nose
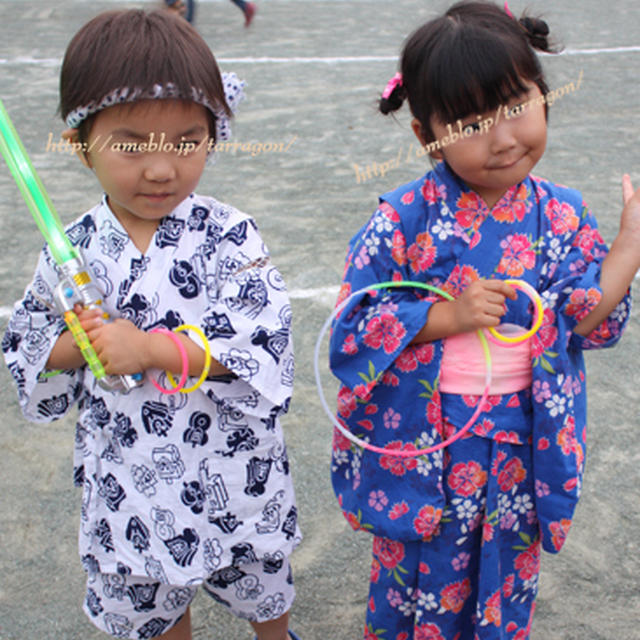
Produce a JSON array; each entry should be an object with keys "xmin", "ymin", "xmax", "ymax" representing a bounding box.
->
[
  {"xmin": 143, "ymin": 154, "xmax": 177, "ymax": 181},
  {"xmin": 489, "ymin": 121, "xmax": 518, "ymax": 153}
]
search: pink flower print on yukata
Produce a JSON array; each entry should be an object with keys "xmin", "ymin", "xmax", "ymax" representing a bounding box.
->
[{"xmin": 544, "ymin": 197, "xmax": 580, "ymax": 235}]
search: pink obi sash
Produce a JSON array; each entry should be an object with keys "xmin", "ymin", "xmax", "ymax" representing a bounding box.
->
[{"xmin": 439, "ymin": 324, "xmax": 533, "ymax": 396}]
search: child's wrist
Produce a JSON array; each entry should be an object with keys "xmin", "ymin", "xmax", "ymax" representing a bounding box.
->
[
  {"xmin": 141, "ymin": 330, "xmax": 162, "ymax": 372},
  {"xmin": 444, "ymin": 300, "xmax": 465, "ymax": 335},
  {"xmin": 413, "ymin": 300, "xmax": 460, "ymax": 343},
  {"xmin": 144, "ymin": 329, "xmax": 190, "ymax": 375},
  {"xmin": 610, "ymin": 232, "xmax": 640, "ymax": 265}
]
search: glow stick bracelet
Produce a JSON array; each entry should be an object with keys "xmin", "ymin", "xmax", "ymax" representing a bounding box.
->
[
  {"xmin": 487, "ymin": 278, "xmax": 543, "ymax": 344},
  {"xmin": 314, "ymin": 280, "xmax": 492, "ymax": 458},
  {"xmin": 167, "ymin": 324, "xmax": 212, "ymax": 393},
  {"xmin": 149, "ymin": 328, "xmax": 189, "ymax": 394}
]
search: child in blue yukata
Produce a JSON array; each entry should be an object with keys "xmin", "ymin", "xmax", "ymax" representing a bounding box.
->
[
  {"xmin": 329, "ymin": 2, "xmax": 640, "ymax": 639},
  {"xmin": 3, "ymin": 9, "xmax": 299, "ymax": 640}
]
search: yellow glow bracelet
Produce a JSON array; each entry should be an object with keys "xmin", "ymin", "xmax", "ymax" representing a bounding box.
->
[
  {"xmin": 166, "ymin": 324, "xmax": 211, "ymax": 393},
  {"xmin": 487, "ymin": 279, "xmax": 544, "ymax": 344}
]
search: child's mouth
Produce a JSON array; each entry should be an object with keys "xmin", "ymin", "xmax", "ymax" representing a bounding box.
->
[
  {"xmin": 490, "ymin": 154, "xmax": 524, "ymax": 170},
  {"xmin": 142, "ymin": 192, "xmax": 172, "ymax": 201}
]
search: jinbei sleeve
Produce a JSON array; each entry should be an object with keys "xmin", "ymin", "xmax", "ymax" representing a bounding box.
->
[
  {"xmin": 196, "ymin": 217, "xmax": 294, "ymax": 411},
  {"xmin": 2, "ymin": 246, "xmax": 84, "ymax": 422}
]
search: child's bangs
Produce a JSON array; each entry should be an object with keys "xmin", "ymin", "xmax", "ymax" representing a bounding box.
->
[
  {"xmin": 428, "ymin": 35, "xmax": 533, "ymax": 125},
  {"xmin": 60, "ymin": 10, "xmax": 230, "ymax": 132},
  {"xmin": 92, "ymin": 13, "xmax": 226, "ymax": 114}
]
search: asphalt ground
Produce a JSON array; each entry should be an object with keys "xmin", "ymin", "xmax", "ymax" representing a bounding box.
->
[{"xmin": 0, "ymin": 1, "xmax": 639, "ymax": 638}]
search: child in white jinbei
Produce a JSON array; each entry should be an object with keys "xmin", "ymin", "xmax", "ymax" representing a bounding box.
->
[{"xmin": 3, "ymin": 9, "xmax": 301, "ymax": 640}]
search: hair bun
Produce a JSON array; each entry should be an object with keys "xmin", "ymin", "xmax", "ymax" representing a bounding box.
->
[
  {"xmin": 519, "ymin": 16, "xmax": 551, "ymax": 51},
  {"xmin": 379, "ymin": 84, "xmax": 406, "ymax": 115}
]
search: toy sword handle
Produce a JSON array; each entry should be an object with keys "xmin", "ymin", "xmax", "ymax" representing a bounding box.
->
[
  {"xmin": 63, "ymin": 310, "xmax": 107, "ymax": 379},
  {"xmin": 53, "ymin": 256, "xmax": 144, "ymax": 393}
]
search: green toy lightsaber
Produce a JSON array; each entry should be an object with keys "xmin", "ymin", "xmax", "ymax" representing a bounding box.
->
[
  {"xmin": 0, "ymin": 99, "xmax": 141, "ymax": 392},
  {"xmin": 0, "ymin": 101, "xmax": 77, "ymax": 265}
]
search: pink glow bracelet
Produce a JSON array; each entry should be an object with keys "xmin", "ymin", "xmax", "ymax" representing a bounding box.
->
[{"xmin": 149, "ymin": 327, "xmax": 189, "ymax": 395}]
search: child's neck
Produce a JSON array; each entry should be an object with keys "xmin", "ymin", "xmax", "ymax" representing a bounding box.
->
[
  {"xmin": 107, "ymin": 198, "xmax": 161, "ymax": 255},
  {"xmin": 125, "ymin": 219, "xmax": 161, "ymax": 254}
]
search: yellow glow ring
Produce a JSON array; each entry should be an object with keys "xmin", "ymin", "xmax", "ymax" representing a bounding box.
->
[
  {"xmin": 167, "ymin": 324, "xmax": 211, "ymax": 393},
  {"xmin": 487, "ymin": 279, "xmax": 544, "ymax": 344}
]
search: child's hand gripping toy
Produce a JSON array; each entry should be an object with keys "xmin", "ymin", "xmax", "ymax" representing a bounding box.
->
[{"xmin": 0, "ymin": 99, "xmax": 142, "ymax": 393}]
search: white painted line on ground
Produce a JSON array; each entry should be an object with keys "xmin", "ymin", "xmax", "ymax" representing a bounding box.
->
[
  {"xmin": 2, "ymin": 46, "xmax": 640, "ymax": 67},
  {"xmin": 561, "ymin": 46, "xmax": 640, "ymax": 55},
  {"xmin": 288, "ymin": 285, "xmax": 340, "ymax": 300},
  {"xmin": 0, "ymin": 56, "xmax": 60, "ymax": 66}
]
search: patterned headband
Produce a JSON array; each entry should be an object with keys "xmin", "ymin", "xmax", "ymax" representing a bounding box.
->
[{"xmin": 65, "ymin": 71, "xmax": 245, "ymax": 143}]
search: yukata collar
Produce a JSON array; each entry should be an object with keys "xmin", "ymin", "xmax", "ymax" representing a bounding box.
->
[{"xmin": 433, "ymin": 160, "xmax": 528, "ymax": 211}]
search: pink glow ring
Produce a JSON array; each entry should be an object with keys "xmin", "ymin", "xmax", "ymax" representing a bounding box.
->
[
  {"xmin": 149, "ymin": 327, "xmax": 189, "ymax": 394},
  {"xmin": 314, "ymin": 280, "xmax": 492, "ymax": 458}
]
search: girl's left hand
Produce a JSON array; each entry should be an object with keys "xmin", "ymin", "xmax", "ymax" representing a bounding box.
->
[
  {"xmin": 573, "ymin": 174, "xmax": 640, "ymax": 336},
  {"xmin": 620, "ymin": 174, "xmax": 640, "ymax": 242}
]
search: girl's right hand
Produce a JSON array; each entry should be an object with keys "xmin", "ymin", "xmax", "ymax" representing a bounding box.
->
[
  {"xmin": 411, "ymin": 279, "xmax": 517, "ymax": 344},
  {"xmin": 452, "ymin": 279, "xmax": 518, "ymax": 334}
]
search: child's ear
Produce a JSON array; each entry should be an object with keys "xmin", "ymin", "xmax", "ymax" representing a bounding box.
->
[
  {"xmin": 61, "ymin": 128, "xmax": 93, "ymax": 169},
  {"xmin": 410, "ymin": 117, "xmax": 443, "ymax": 161}
]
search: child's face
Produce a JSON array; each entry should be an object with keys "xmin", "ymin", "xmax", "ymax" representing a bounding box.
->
[
  {"xmin": 77, "ymin": 99, "xmax": 210, "ymax": 232},
  {"xmin": 418, "ymin": 82, "xmax": 547, "ymax": 209}
]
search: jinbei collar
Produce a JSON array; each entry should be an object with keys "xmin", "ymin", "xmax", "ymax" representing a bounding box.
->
[{"xmin": 65, "ymin": 71, "xmax": 245, "ymax": 143}]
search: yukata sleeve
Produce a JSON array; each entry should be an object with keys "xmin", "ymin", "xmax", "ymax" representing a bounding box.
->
[
  {"xmin": 2, "ymin": 246, "xmax": 84, "ymax": 422},
  {"xmin": 329, "ymin": 202, "xmax": 436, "ymax": 397},
  {"xmin": 533, "ymin": 198, "xmax": 629, "ymax": 553},
  {"xmin": 540, "ymin": 199, "xmax": 630, "ymax": 353},
  {"xmin": 196, "ymin": 218, "xmax": 294, "ymax": 413}
]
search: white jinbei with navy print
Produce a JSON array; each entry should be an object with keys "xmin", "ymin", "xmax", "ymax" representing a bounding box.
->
[{"xmin": 3, "ymin": 193, "xmax": 301, "ymax": 589}]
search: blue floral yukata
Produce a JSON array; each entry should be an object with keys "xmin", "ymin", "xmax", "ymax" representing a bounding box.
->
[
  {"xmin": 3, "ymin": 194, "xmax": 301, "ymax": 638},
  {"xmin": 329, "ymin": 162, "xmax": 630, "ymax": 640}
]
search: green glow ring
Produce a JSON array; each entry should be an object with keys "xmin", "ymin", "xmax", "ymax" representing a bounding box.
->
[{"xmin": 315, "ymin": 280, "xmax": 492, "ymax": 457}]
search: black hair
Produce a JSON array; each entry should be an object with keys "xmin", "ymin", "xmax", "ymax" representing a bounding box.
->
[
  {"xmin": 380, "ymin": 1, "xmax": 558, "ymax": 142},
  {"xmin": 59, "ymin": 9, "xmax": 230, "ymax": 142}
]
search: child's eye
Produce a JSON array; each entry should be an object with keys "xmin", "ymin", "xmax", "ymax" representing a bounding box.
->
[
  {"xmin": 113, "ymin": 140, "xmax": 143, "ymax": 154},
  {"xmin": 177, "ymin": 139, "xmax": 204, "ymax": 155},
  {"xmin": 462, "ymin": 122, "xmax": 482, "ymax": 136},
  {"xmin": 506, "ymin": 102, "xmax": 527, "ymax": 118}
]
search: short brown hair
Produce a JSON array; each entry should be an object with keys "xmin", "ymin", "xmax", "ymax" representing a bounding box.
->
[{"xmin": 59, "ymin": 9, "xmax": 231, "ymax": 142}]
